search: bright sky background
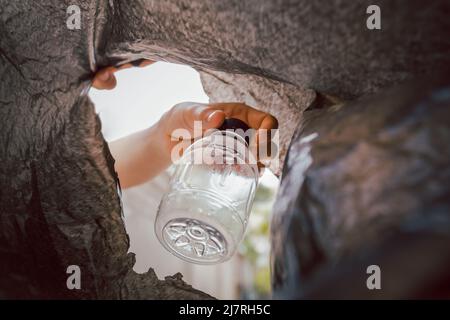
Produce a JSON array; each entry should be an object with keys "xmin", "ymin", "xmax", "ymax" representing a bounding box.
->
[{"xmin": 90, "ymin": 62, "xmax": 210, "ymax": 142}]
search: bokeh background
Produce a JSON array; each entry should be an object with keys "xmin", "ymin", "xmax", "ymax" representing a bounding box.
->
[{"xmin": 90, "ymin": 62, "xmax": 279, "ymax": 299}]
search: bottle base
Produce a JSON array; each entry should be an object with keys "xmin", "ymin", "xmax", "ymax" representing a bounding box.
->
[{"xmin": 161, "ymin": 218, "xmax": 229, "ymax": 264}]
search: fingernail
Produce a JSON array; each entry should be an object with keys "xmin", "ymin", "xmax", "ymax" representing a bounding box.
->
[{"xmin": 205, "ymin": 110, "xmax": 218, "ymax": 122}]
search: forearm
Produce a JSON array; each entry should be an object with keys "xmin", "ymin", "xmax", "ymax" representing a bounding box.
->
[{"xmin": 108, "ymin": 123, "xmax": 171, "ymax": 188}]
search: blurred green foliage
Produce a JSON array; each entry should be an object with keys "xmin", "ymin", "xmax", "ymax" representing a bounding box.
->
[{"xmin": 239, "ymin": 182, "xmax": 277, "ymax": 299}]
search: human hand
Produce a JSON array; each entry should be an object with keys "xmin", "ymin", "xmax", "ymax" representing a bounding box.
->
[{"xmin": 158, "ymin": 102, "xmax": 278, "ymax": 167}]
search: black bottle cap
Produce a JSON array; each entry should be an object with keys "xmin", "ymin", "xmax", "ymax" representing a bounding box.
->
[{"xmin": 218, "ymin": 118, "xmax": 251, "ymax": 145}]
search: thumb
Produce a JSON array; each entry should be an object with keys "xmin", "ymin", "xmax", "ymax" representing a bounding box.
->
[
  {"xmin": 198, "ymin": 108, "xmax": 225, "ymax": 131},
  {"xmin": 176, "ymin": 102, "xmax": 225, "ymax": 134}
]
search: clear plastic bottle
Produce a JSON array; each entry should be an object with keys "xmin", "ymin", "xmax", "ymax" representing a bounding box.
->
[{"xmin": 155, "ymin": 128, "xmax": 259, "ymax": 264}]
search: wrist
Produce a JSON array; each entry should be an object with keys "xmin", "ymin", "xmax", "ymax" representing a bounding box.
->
[{"xmin": 149, "ymin": 120, "xmax": 173, "ymax": 163}]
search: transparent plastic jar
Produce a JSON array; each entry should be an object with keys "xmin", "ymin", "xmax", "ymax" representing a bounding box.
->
[{"xmin": 155, "ymin": 129, "xmax": 259, "ymax": 264}]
